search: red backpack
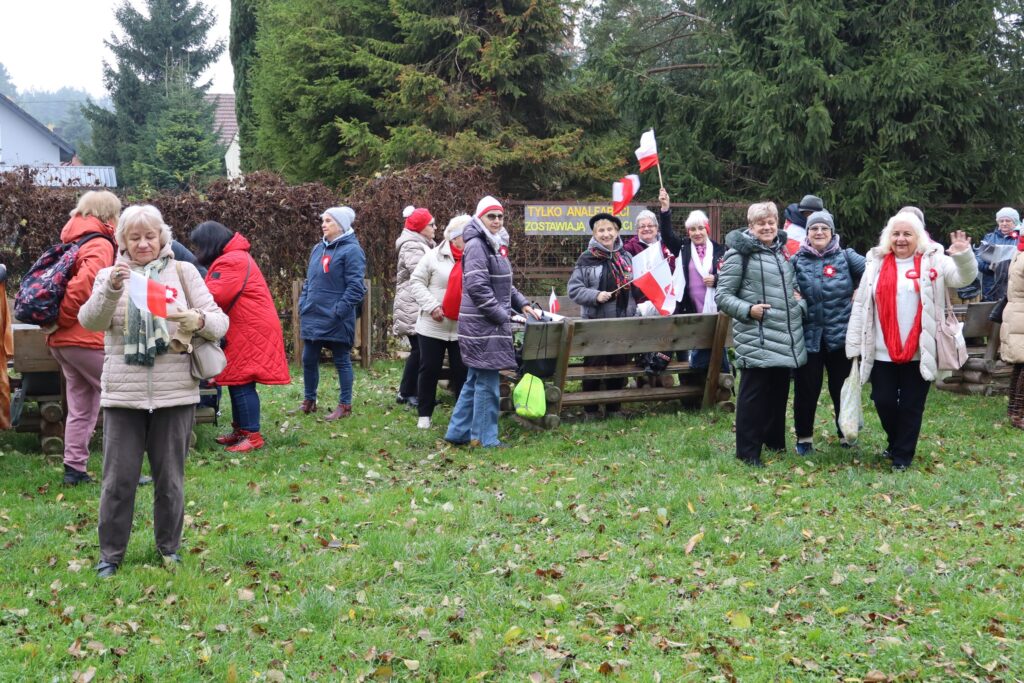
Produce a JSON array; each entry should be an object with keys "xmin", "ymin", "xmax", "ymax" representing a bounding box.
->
[{"xmin": 14, "ymin": 233, "xmax": 115, "ymax": 325}]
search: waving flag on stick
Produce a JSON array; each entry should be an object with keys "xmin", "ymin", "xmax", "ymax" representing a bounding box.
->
[
  {"xmin": 634, "ymin": 129, "xmax": 664, "ymax": 187},
  {"xmin": 128, "ymin": 271, "xmax": 170, "ymax": 318},
  {"xmin": 548, "ymin": 287, "xmax": 560, "ymax": 314},
  {"xmin": 612, "ymin": 174, "xmax": 640, "ymax": 216},
  {"xmin": 631, "ymin": 243, "xmax": 675, "ymax": 315}
]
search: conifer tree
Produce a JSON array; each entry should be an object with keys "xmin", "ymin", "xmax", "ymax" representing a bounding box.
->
[
  {"xmin": 83, "ymin": 0, "xmax": 224, "ymax": 187},
  {"xmin": 247, "ymin": 0, "xmax": 617, "ymax": 194}
]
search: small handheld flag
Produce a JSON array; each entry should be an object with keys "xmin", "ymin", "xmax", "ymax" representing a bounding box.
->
[
  {"xmin": 128, "ymin": 271, "xmax": 171, "ymax": 318},
  {"xmin": 612, "ymin": 174, "xmax": 640, "ymax": 216},
  {"xmin": 634, "ymin": 130, "xmax": 659, "ymax": 172},
  {"xmin": 548, "ymin": 288, "xmax": 560, "ymax": 313}
]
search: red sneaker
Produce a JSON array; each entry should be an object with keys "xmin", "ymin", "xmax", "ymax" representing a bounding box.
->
[
  {"xmin": 215, "ymin": 424, "xmax": 243, "ymax": 446},
  {"xmin": 226, "ymin": 431, "xmax": 265, "ymax": 452}
]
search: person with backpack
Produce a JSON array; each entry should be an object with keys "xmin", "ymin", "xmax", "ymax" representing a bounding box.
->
[
  {"xmin": 790, "ymin": 211, "xmax": 866, "ymax": 455},
  {"xmin": 45, "ymin": 191, "xmax": 120, "ymax": 485},
  {"xmin": 190, "ymin": 221, "xmax": 290, "ymax": 452},
  {"xmin": 715, "ymin": 201, "xmax": 807, "ymax": 467}
]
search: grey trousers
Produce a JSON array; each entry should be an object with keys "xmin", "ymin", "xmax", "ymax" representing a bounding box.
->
[{"xmin": 99, "ymin": 405, "xmax": 194, "ymax": 565}]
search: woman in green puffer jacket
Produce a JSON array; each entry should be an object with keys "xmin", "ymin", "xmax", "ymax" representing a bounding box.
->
[{"xmin": 716, "ymin": 202, "xmax": 807, "ymax": 467}]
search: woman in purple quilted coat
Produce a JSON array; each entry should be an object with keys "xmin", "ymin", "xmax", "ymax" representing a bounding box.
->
[{"xmin": 444, "ymin": 196, "xmax": 540, "ymax": 447}]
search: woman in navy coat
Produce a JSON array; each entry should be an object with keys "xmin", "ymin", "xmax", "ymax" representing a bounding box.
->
[
  {"xmin": 298, "ymin": 206, "xmax": 366, "ymax": 420},
  {"xmin": 791, "ymin": 210, "xmax": 865, "ymax": 454}
]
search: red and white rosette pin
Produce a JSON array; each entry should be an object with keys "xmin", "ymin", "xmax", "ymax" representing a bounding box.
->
[
  {"xmin": 823, "ymin": 264, "xmax": 836, "ymax": 278},
  {"xmin": 322, "ymin": 255, "xmax": 331, "ymax": 273}
]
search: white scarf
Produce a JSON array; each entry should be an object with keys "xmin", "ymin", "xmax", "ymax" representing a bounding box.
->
[{"xmin": 671, "ymin": 242, "xmax": 717, "ymax": 313}]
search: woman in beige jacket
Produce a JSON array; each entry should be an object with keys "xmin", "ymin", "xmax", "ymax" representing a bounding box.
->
[
  {"xmin": 393, "ymin": 206, "xmax": 437, "ymax": 406},
  {"xmin": 999, "ymin": 238, "xmax": 1024, "ymax": 428},
  {"xmin": 408, "ymin": 215, "xmax": 470, "ymax": 428},
  {"xmin": 79, "ymin": 205, "xmax": 228, "ymax": 578}
]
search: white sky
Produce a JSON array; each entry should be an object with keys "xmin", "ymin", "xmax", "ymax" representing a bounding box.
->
[{"xmin": 0, "ymin": 0, "xmax": 234, "ymax": 98}]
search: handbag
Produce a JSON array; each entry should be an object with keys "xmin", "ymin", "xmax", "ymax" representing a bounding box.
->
[
  {"xmin": 175, "ymin": 261, "xmax": 236, "ymax": 380},
  {"xmin": 838, "ymin": 358, "xmax": 863, "ymax": 443},
  {"xmin": 935, "ymin": 283, "xmax": 968, "ymax": 371}
]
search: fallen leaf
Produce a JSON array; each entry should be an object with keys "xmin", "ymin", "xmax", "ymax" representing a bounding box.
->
[
  {"xmin": 403, "ymin": 659, "xmax": 420, "ymax": 671},
  {"xmin": 503, "ymin": 625, "xmax": 525, "ymax": 645},
  {"xmin": 728, "ymin": 611, "xmax": 751, "ymax": 629},
  {"xmin": 237, "ymin": 588, "xmax": 255, "ymax": 602},
  {"xmin": 684, "ymin": 532, "xmax": 704, "ymax": 555},
  {"xmin": 71, "ymin": 667, "xmax": 96, "ymax": 683},
  {"xmin": 863, "ymin": 671, "xmax": 889, "ymax": 682}
]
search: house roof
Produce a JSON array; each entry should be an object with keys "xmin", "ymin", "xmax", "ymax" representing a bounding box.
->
[
  {"xmin": 0, "ymin": 94, "xmax": 75, "ymax": 159},
  {"xmin": 0, "ymin": 164, "xmax": 118, "ymax": 188},
  {"xmin": 205, "ymin": 93, "xmax": 238, "ymax": 147}
]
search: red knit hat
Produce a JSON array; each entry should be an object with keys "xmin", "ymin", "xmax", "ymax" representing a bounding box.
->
[{"xmin": 403, "ymin": 206, "xmax": 434, "ymax": 232}]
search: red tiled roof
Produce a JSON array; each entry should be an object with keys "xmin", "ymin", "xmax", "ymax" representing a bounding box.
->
[{"xmin": 205, "ymin": 93, "xmax": 238, "ymax": 146}]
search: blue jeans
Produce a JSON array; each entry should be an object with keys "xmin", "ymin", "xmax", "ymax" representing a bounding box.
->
[
  {"xmin": 689, "ymin": 348, "xmax": 731, "ymax": 372},
  {"xmin": 228, "ymin": 382, "xmax": 261, "ymax": 432},
  {"xmin": 445, "ymin": 367, "xmax": 500, "ymax": 446},
  {"xmin": 303, "ymin": 340, "xmax": 354, "ymax": 405}
]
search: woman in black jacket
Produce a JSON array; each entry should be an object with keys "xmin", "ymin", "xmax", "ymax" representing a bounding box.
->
[{"xmin": 657, "ymin": 188, "xmax": 728, "ymax": 372}]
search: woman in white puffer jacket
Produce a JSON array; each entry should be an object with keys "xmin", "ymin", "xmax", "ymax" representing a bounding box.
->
[
  {"xmin": 846, "ymin": 211, "xmax": 975, "ymax": 471},
  {"xmin": 408, "ymin": 215, "xmax": 471, "ymax": 429}
]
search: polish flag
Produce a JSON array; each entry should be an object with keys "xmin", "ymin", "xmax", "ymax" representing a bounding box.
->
[
  {"xmin": 783, "ymin": 220, "xmax": 805, "ymax": 256},
  {"xmin": 634, "ymin": 130, "xmax": 659, "ymax": 172},
  {"xmin": 612, "ymin": 174, "xmax": 640, "ymax": 216},
  {"xmin": 128, "ymin": 271, "xmax": 170, "ymax": 318},
  {"xmin": 548, "ymin": 288, "xmax": 560, "ymax": 314},
  {"xmin": 631, "ymin": 244, "xmax": 674, "ymax": 315}
]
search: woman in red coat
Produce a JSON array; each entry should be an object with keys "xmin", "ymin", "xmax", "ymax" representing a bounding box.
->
[{"xmin": 190, "ymin": 222, "xmax": 289, "ymax": 452}]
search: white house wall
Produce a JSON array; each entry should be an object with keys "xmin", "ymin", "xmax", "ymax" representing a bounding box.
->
[{"xmin": 0, "ymin": 105, "xmax": 63, "ymax": 165}]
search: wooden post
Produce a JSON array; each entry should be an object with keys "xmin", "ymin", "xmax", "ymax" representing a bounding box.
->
[
  {"xmin": 291, "ymin": 279, "xmax": 303, "ymax": 362},
  {"xmin": 553, "ymin": 321, "xmax": 574, "ymax": 415},
  {"xmin": 360, "ymin": 278, "xmax": 372, "ymax": 369},
  {"xmin": 701, "ymin": 313, "xmax": 731, "ymax": 410},
  {"xmin": 708, "ymin": 202, "xmax": 723, "ymax": 243}
]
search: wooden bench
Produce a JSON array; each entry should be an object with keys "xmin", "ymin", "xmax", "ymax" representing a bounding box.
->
[
  {"xmin": 10, "ymin": 323, "xmax": 218, "ymax": 453},
  {"xmin": 502, "ymin": 312, "xmax": 734, "ymax": 427}
]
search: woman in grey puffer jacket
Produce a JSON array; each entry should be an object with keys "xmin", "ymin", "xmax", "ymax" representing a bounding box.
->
[
  {"xmin": 568, "ymin": 213, "xmax": 637, "ymax": 417},
  {"xmin": 716, "ymin": 202, "xmax": 807, "ymax": 466},
  {"xmin": 791, "ymin": 210, "xmax": 865, "ymax": 455}
]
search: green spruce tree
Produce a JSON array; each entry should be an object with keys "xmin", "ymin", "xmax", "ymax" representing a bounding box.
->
[{"xmin": 83, "ymin": 0, "xmax": 224, "ymax": 187}]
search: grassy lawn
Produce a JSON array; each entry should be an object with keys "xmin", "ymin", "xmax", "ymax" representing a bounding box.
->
[{"xmin": 0, "ymin": 361, "xmax": 1022, "ymax": 682}]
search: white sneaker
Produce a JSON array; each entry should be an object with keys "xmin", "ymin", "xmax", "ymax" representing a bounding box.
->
[{"xmin": 417, "ymin": 417, "xmax": 431, "ymax": 429}]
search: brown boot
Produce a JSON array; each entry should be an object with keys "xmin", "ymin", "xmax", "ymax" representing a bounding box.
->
[
  {"xmin": 300, "ymin": 399, "xmax": 318, "ymax": 414},
  {"xmin": 325, "ymin": 404, "xmax": 352, "ymax": 421}
]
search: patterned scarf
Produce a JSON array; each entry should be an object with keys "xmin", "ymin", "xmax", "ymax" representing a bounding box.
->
[
  {"xmin": 588, "ymin": 245, "xmax": 632, "ymax": 290},
  {"xmin": 123, "ymin": 256, "xmax": 171, "ymax": 366},
  {"xmin": 876, "ymin": 252, "xmax": 922, "ymax": 363}
]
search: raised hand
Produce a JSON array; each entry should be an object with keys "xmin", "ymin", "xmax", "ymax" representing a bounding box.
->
[{"xmin": 947, "ymin": 230, "xmax": 972, "ymax": 255}]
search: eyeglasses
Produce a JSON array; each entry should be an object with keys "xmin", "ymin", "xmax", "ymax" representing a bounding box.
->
[
  {"xmin": 485, "ymin": 213, "xmax": 504, "ymax": 221},
  {"xmin": 808, "ymin": 226, "xmax": 832, "ymax": 233},
  {"xmin": 636, "ymin": 223, "xmax": 657, "ymax": 230}
]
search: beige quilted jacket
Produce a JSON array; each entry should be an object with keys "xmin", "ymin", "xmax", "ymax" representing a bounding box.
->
[
  {"xmin": 79, "ymin": 251, "xmax": 229, "ymax": 410},
  {"xmin": 392, "ymin": 229, "xmax": 435, "ymax": 336}
]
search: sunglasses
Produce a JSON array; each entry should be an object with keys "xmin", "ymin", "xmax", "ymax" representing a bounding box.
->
[{"xmin": 485, "ymin": 213, "xmax": 504, "ymax": 220}]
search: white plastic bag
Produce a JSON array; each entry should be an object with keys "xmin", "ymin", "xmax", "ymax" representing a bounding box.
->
[{"xmin": 839, "ymin": 358, "xmax": 863, "ymax": 443}]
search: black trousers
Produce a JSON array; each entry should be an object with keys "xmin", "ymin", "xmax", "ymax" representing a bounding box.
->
[
  {"xmin": 793, "ymin": 348, "xmax": 851, "ymax": 440},
  {"xmin": 582, "ymin": 354, "xmax": 627, "ymax": 413},
  {"xmin": 399, "ymin": 334, "xmax": 421, "ymax": 398},
  {"xmin": 735, "ymin": 366, "xmax": 792, "ymax": 461},
  {"xmin": 417, "ymin": 335, "xmax": 467, "ymax": 418},
  {"xmin": 869, "ymin": 361, "xmax": 930, "ymax": 467}
]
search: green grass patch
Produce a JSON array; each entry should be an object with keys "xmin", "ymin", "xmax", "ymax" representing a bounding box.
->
[{"xmin": 0, "ymin": 362, "xmax": 1021, "ymax": 681}]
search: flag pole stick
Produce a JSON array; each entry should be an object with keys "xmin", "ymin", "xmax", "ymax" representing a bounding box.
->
[{"xmin": 656, "ymin": 160, "xmax": 664, "ymax": 189}]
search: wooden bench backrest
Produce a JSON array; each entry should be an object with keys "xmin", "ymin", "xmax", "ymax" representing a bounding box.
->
[
  {"xmin": 521, "ymin": 321, "xmax": 567, "ymax": 361},
  {"xmin": 570, "ymin": 314, "xmax": 724, "ymax": 356},
  {"xmin": 958, "ymin": 301, "xmax": 996, "ymax": 338}
]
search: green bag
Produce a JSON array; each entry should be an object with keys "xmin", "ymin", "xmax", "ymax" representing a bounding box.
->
[{"xmin": 513, "ymin": 373, "xmax": 546, "ymax": 418}]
